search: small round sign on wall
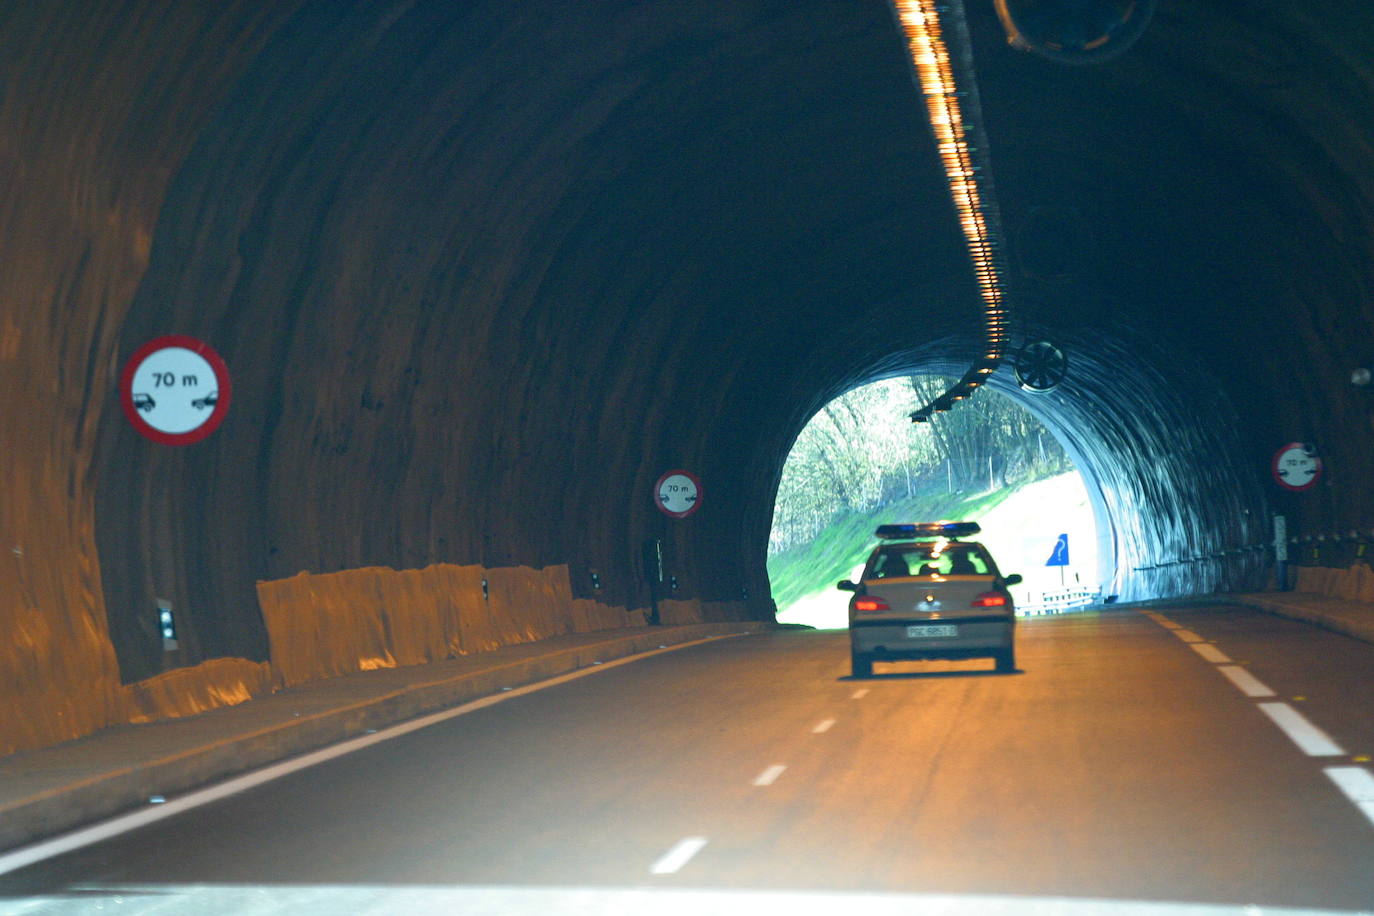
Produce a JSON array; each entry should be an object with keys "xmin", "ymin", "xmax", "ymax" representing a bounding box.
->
[
  {"xmin": 119, "ymin": 335, "xmax": 232, "ymax": 446},
  {"xmin": 1272, "ymin": 442, "xmax": 1321, "ymax": 492},
  {"xmin": 654, "ymin": 469, "xmax": 702, "ymax": 518}
]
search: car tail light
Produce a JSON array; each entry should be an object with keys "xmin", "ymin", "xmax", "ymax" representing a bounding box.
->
[
  {"xmin": 853, "ymin": 597, "xmax": 890, "ymax": 612},
  {"xmin": 971, "ymin": 591, "xmax": 1007, "ymax": 607}
]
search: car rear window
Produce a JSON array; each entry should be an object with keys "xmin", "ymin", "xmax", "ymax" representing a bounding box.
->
[{"xmin": 868, "ymin": 543, "xmax": 993, "ymax": 578}]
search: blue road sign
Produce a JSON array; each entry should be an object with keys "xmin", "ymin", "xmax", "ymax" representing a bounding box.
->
[{"xmin": 1045, "ymin": 534, "xmax": 1070, "ymax": 567}]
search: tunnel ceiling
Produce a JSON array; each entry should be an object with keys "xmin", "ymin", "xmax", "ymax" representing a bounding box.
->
[{"xmin": 4, "ymin": 0, "xmax": 1374, "ymax": 740}]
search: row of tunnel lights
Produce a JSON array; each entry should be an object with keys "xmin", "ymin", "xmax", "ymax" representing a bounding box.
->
[{"xmin": 891, "ymin": 0, "xmax": 1010, "ymax": 424}]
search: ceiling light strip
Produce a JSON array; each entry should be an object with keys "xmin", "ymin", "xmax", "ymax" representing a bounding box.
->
[{"xmin": 890, "ymin": 0, "xmax": 1011, "ymax": 422}]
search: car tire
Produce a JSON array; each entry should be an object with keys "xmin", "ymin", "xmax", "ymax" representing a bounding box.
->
[
  {"xmin": 994, "ymin": 647, "xmax": 1017, "ymax": 674},
  {"xmin": 851, "ymin": 651, "xmax": 873, "ymax": 678}
]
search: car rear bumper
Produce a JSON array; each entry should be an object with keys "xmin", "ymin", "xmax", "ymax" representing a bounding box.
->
[{"xmin": 850, "ymin": 616, "xmax": 1013, "ymax": 661}]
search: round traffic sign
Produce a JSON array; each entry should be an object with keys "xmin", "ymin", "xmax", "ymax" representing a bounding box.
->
[
  {"xmin": 119, "ymin": 335, "xmax": 231, "ymax": 445},
  {"xmin": 1271, "ymin": 442, "xmax": 1321, "ymax": 492},
  {"xmin": 655, "ymin": 469, "xmax": 702, "ymax": 518}
]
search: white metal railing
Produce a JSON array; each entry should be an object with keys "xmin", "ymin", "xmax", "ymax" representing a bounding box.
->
[{"xmin": 1016, "ymin": 586, "xmax": 1100, "ymax": 616}]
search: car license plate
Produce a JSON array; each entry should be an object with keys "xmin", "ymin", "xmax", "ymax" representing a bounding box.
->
[{"xmin": 907, "ymin": 624, "xmax": 958, "ymax": 638}]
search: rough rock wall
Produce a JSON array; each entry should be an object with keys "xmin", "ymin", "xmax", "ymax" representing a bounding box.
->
[{"xmin": 0, "ymin": 1, "xmax": 301, "ymax": 755}]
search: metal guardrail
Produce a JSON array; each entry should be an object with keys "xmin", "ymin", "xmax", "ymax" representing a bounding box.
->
[{"xmin": 1016, "ymin": 586, "xmax": 1099, "ymax": 616}]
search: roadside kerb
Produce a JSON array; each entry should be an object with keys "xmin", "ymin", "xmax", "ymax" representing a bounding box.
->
[{"xmin": 0, "ymin": 622, "xmax": 769, "ymax": 851}]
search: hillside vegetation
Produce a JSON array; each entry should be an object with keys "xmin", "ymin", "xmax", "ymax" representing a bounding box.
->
[{"xmin": 767, "ymin": 375, "xmax": 1078, "ymax": 614}]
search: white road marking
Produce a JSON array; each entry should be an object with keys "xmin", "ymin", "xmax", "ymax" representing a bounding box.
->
[
  {"xmin": 851, "ymin": 688, "xmax": 870, "ymax": 699},
  {"xmin": 753, "ymin": 764, "xmax": 787, "ymax": 786},
  {"xmin": 1189, "ymin": 643, "xmax": 1232, "ymax": 664},
  {"xmin": 1216, "ymin": 665, "xmax": 1275, "ymax": 697},
  {"xmin": 1258, "ymin": 702, "xmax": 1347, "ymax": 756},
  {"xmin": 812, "ymin": 718, "xmax": 836, "ymax": 734},
  {"xmin": 650, "ymin": 836, "xmax": 708, "ymax": 875},
  {"xmin": 1172, "ymin": 629, "xmax": 1205, "ymax": 643},
  {"xmin": 1325, "ymin": 766, "xmax": 1374, "ymax": 828},
  {"xmin": 1142, "ymin": 612, "xmax": 1180, "ymax": 629},
  {"xmin": 0, "ymin": 634, "xmax": 753, "ymax": 879}
]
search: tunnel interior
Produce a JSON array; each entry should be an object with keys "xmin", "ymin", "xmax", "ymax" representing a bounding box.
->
[{"xmin": 4, "ymin": 0, "xmax": 1373, "ymax": 755}]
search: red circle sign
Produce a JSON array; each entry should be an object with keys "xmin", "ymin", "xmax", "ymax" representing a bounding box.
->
[
  {"xmin": 119, "ymin": 335, "xmax": 232, "ymax": 445},
  {"xmin": 654, "ymin": 469, "xmax": 702, "ymax": 518},
  {"xmin": 1271, "ymin": 442, "xmax": 1321, "ymax": 492}
]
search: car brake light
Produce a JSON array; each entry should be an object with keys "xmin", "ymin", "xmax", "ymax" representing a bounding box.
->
[
  {"xmin": 853, "ymin": 597, "xmax": 890, "ymax": 612},
  {"xmin": 971, "ymin": 591, "xmax": 1007, "ymax": 607}
]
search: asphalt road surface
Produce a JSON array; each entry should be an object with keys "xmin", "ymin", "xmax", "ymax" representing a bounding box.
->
[{"xmin": 4, "ymin": 604, "xmax": 1374, "ymax": 915}]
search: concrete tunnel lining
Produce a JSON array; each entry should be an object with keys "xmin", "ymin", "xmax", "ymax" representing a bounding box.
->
[{"xmin": 3, "ymin": 0, "xmax": 1373, "ymax": 755}]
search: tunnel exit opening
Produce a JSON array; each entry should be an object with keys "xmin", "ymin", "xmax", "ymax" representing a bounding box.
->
[{"xmin": 767, "ymin": 374, "xmax": 1112, "ymax": 629}]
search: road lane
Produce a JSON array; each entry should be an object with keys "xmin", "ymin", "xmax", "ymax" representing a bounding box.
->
[{"xmin": 5, "ymin": 607, "xmax": 1374, "ymax": 913}]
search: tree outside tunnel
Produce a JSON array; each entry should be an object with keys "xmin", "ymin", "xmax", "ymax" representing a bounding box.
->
[{"xmin": 768, "ymin": 375, "xmax": 1098, "ymax": 628}]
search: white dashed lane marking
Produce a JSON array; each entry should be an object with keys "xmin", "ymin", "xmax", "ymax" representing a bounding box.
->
[
  {"xmin": 752, "ymin": 765, "xmax": 787, "ymax": 787},
  {"xmin": 851, "ymin": 689, "xmax": 869, "ymax": 700},
  {"xmin": 1258, "ymin": 702, "xmax": 1347, "ymax": 756},
  {"xmin": 1325, "ymin": 767, "xmax": 1374, "ymax": 827},
  {"xmin": 650, "ymin": 837, "xmax": 708, "ymax": 875},
  {"xmin": 1173, "ymin": 629, "xmax": 1205, "ymax": 643},
  {"xmin": 1217, "ymin": 665, "xmax": 1275, "ymax": 697},
  {"xmin": 812, "ymin": 718, "xmax": 836, "ymax": 734},
  {"xmin": 1189, "ymin": 642, "xmax": 1232, "ymax": 664}
]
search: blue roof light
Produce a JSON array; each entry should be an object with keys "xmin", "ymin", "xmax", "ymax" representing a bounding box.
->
[{"xmin": 875, "ymin": 521, "xmax": 981, "ymax": 540}]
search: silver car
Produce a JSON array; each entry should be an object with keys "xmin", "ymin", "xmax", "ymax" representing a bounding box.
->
[{"xmin": 838, "ymin": 522, "xmax": 1022, "ymax": 677}]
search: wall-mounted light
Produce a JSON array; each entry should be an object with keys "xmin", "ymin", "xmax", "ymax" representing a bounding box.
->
[
  {"xmin": 589, "ymin": 570, "xmax": 602, "ymax": 590},
  {"xmin": 481, "ymin": 578, "xmax": 489, "ymax": 601},
  {"xmin": 156, "ymin": 599, "xmax": 177, "ymax": 651},
  {"xmin": 1352, "ymin": 367, "xmax": 1372, "ymax": 387}
]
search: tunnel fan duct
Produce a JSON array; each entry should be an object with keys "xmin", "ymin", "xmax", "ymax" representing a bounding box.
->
[{"xmin": 993, "ymin": 0, "xmax": 1157, "ymax": 65}]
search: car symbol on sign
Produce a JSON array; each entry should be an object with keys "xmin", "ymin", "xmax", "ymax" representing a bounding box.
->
[{"xmin": 132, "ymin": 393, "xmax": 156, "ymax": 412}]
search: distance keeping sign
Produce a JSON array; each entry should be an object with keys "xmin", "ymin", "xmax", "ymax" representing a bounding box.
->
[
  {"xmin": 655, "ymin": 469, "xmax": 701, "ymax": 518},
  {"xmin": 119, "ymin": 335, "xmax": 232, "ymax": 445},
  {"xmin": 1271, "ymin": 442, "xmax": 1321, "ymax": 492}
]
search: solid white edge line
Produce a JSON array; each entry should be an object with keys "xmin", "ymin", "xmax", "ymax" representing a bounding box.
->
[
  {"xmin": 812, "ymin": 718, "xmax": 836, "ymax": 734},
  {"xmin": 650, "ymin": 836, "xmax": 708, "ymax": 875},
  {"xmin": 1216, "ymin": 665, "xmax": 1275, "ymax": 697},
  {"xmin": 753, "ymin": 764, "xmax": 787, "ymax": 787},
  {"xmin": 1189, "ymin": 643, "xmax": 1232, "ymax": 664},
  {"xmin": 0, "ymin": 633, "xmax": 752, "ymax": 878},
  {"xmin": 1324, "ymin": 766, "xmax": 1374, "ymax": 827},
  {"xmin": 1257, "ymin": 702, "xmax": 1347, "ymax": 756},
  {"xmin": 851, "ymin": 689, "xmax": 869, "ymax": 699}
]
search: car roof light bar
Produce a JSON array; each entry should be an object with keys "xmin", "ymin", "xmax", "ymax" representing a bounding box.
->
[{"xmin": 876, "ymin": 521, "xmax": 981, "ymax": 540}]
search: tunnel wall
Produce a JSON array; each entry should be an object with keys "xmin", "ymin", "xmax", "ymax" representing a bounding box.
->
[
  {"xmin": 0, "ymin": 1, "xmax": 306, "ymax": 755},
  {"xmin": 3, "ymin": 0, "xmax": 1374, "ymax": 757}
]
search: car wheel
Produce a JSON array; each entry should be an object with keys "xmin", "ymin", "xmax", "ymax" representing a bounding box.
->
[
  {"xmin": 851, "ymin": 651, "xmax": 872, "ymax": 678},
  {"xmin": 995, "ymin": 647, "xmax": 1017, "ymax": 674}
]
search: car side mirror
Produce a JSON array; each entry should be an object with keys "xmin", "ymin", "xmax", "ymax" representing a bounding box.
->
[
  {"xmin": 837, "ymin": 579, "xmax": 859, "ymax": 592},
  {"xmin": 1002, "ymin": 573, "xmax": 1023, "ymax": 586}
]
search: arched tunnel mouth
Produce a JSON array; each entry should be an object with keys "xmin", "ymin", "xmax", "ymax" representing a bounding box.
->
[
  {"xmin": 766, "ymin": 316, "xmax": 1273, "ymax": 627},
  {"xmin": 767, "ymin": 370, "xmax": 1109, "ymax": 628}
]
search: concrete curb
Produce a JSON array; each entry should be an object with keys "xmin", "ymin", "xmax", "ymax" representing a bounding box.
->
[
  {"xmin": 1226, "ymin": 594, "xmax": 1374, "ymax": 647},
  {"xmin": 1, "ymin": 622, "xmax": 770, "ymax": 852},
  {"xmin": 1125, "ymin": 591, "xmax": 1374, "ymax": 648}
]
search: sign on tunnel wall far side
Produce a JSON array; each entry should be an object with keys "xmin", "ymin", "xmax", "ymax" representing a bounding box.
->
[
  {"xmin": 655, "ymin": 469, "xmax": 701, "ymax": 518},
  {"xmin": 119, "ymin": 335, "xmax": 232, "ymax": 446},
  {"xmin": 1271, "ymin": 442, "xmax": 1321, "ymax": 492}
]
